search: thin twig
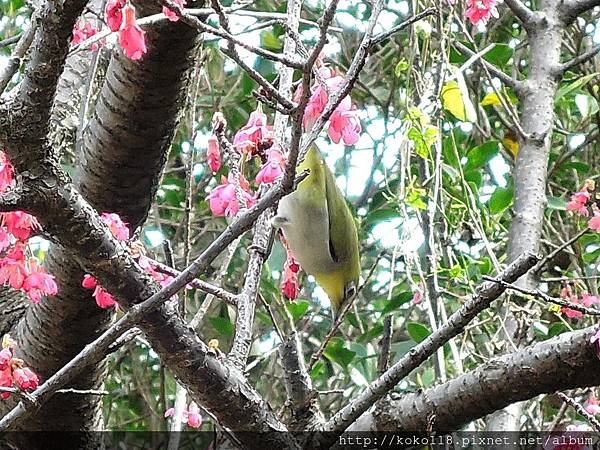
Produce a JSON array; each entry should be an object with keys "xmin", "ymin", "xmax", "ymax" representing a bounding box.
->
[{"xmin": 557, "ymin": 392, "xmax": 600, "ymax": 432}]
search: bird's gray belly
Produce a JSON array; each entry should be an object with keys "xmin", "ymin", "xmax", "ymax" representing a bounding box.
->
[{"xmin": 276, "ymin": 194, "xmax": 336, "ymax": 274}]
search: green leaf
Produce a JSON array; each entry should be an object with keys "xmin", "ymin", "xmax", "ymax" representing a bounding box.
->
[
  {"xmin": 464, "ymin": 170, "xmax": 482, "ymax": 188},
  {"xmin": 358, "ymin": 324, "xmax": 384, "ymax": 343},
  {"xmin": 547, "ymin": 196, "xmax": 567, "ymax": 211},
  {"xmin": 323, "ymin": 338, "xmax": 356, "ymax": 368},
  {"xmin": 209, "ymin": 317, "xmax": 234, "ymax": 337},
  {"xmin": 464, "ymin": 141, "xmax": 499, "ymax": 172},
  {"xmin": 489, "ymin": 186, "xmax": 514, "ymax": 214},
  {"xmin": 382, "ymin": 291, "xmax": 413, "ymax": 313},
  {"xmin": 556, "ymin": 73, "xmax": 599, "ymax": 101},
  {"xmin": 363, "ymin": 208, "xmax": 398, "ymax": 229},
  {"xmin": 406, "ymin": 322, "xmax": 431, "ymax": 343},
  {"xmin": 286, "ymin": 299, "xmax": 310, "ymax": 321},
  {"xmin": 547, "ymin": 322, "xmax": 568, "ymax": 338},
  {"xmin": 406, "ymin": 186, "xmax": 427, "ymax": 210},
  {"xmin": 394, "ymin": 58, "xmax": 409, "ymax": 76},
  {"xmin": 260, "ymin": 31, "xmax": 282, "ymax": 51},
  {"xmin": 483, "ymin": 44, "xmax": 513, "ymax": 67}
]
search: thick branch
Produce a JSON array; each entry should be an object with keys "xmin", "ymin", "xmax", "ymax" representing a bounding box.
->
[
  {"xmin": 351, "ymin": 326, "xmax": 600, "ymax": 432},
  {"xmin": 321, "ymin": 252, "xmax": 539, "ymax": 434}
]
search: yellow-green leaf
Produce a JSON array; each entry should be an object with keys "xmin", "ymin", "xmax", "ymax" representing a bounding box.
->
[{"xmin": 441, "ymin": 79, "xmax": 476, "ymax": 122}]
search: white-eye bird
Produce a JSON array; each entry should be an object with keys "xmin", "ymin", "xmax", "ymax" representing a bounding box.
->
[{"xmin": 274, "ymin": 147, "xmax": 360, "ymax": 314}]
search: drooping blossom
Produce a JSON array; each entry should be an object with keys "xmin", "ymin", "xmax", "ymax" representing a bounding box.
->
[
  {"xmin": 119, "ymin": 4, "xmax": 147, "ymax": 61},
  {"xmin": 163, "ymin": 0, "xmax": 186, "ymax": 21},
  {"xmin": 328, "ymin": 101, "xmax": 362, "ymax": 145},
  {"xmin": 585, "ymin": 393, "xmax": 600, "ymax": 415},
  {"xmin": 465, "ymin": 0, "xmax": 500, "ymax": 26},
  {"xmin": 207, "ymin": 174, "xmax": 256, "ymax": 218},
  {"xmin": 81, "ymin": 272, "xmax": 119, "ymax": 309},
  {"xmin": 567, "ymin": 190, "xmax": 591, "ymax": 217},
  {"xmin": 0, "ymin": 152, "xmax": 14, "ymax": 193},
  {"xmin": 207, "ymin": 135, "xmax": 221, "ymax": 173},
  {"xmin": 1, "ymin": 211, "xmax": 41, "ymax": 240},
  {"xmin": 101, "ymin": 212, "xmax": 130, "ymax": 241},
  {"xmin": 256, "ymin": 148, "xmax": 285, "ymax": 185},
  {"xmin": 281, "ymin": 250, "xmax": 300, "ymax": 300},
  {"xmin": 412, "ymin": 282, "xmax": 424, "ymax": 305},
  {"xmin": 232, "ymin": 107, "xmax": 273, "ymax": 156},
  {"xmin": 106, "ymin": 0, "xmax": 126, "ymax": 32},
  {"xmin": 0, "ymin": 336, "xmax": 40, "ymax": 399},
  {"xmin": 13, "ymin": 367, "xmax": 39, "ymax": 391},
  {"xmin": 165, "ymin": 401, "xmax": 203, "ymax": 429},
  {"xmin": 72, "ymin": 20, "xmax": 103, "ymax": 50},
  {"xmin": 589, "ymin": 210, "xmax": 600, "ymax": 232},
  {"xmin": 93, "ymin": 285, "xmax": 119, "ymax": 309},
  {"xmin": 22, "ymin": 259, "xmax": 57, "ymax": 303},
  {"xmin": 0, "ymin": 245, "xmax": 28, "ymax": 290},
  {"xmin": 137, "ymin": 255, "xmax": 178, "ymax": 299},
  {"xmin": 300, "ymin": 66, "xmax": 362, "ymax": 146}
]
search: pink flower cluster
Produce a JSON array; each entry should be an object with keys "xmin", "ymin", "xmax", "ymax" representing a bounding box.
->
[
  {"xmin": 585, "ymin": 393, "xmax": 600, "ymax": 415},
  {"xmin": 73, "ymin": 1, "xmax": 147, "ymax": 60},
  {"xmin": 0, "ymin": 336, "xmax": 39, "ymax": 399},
  {"xmin": 565, "ymin": 182, "xmax": 600, "ymax": 232},
  {"xmin": 281, "ymin": 247, "xmax": 300, "ymax": 300},
  {"xmin": 465, "ymin": 0, "xmax": 500, "ymax": 26},
  {"xmin": 300, "ymin": 67, "xmax": 361, "ymax": 146},
  {"xmin": 559, "ymin": 284, "xmax": 598, "ymax": 320},
  {"xmin": 207, "ymin": 174, "xmax": 256, "ymax": 218},
  {"xmin": 0, "ymin": 152, "xmax": 57, "ymax": 303},
  {"xmin": 165, "ymin": 401, "xmax": 202, "ymax": 428},
  {"xmin": 81, "ymin": 212, "xmax": 177, "ymax": 309},
  {"xmin": 71, "ymin": 20, "xmax": 104, "ymax": 50},
  {"xmin": 233, "ymin": 108, "xmax": 274, "ymax": 157}
]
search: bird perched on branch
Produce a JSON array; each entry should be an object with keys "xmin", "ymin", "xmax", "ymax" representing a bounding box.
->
[{"xmin": 274, "ymin": 147, "xmax": 360, "ymax": 315}]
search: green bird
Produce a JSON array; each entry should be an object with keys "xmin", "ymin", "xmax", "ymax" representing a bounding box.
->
[{"xmin": 274, "ymin": 147, "xmax": 360, "ymax": 314}]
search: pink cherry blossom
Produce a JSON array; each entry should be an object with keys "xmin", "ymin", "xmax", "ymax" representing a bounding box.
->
[
  {"xmin": 0, "ymin": 152, "xmax": 14, "ymax": 193},
  {"xmin": 561, "ymin": 307, "xmax": 583, "ymax": 319},
  {"xmin": 163, "ymin": 0, "xmax": 186, "ymax": 21},
  {"xmin": 0, "ymin": 245, "xmax": 28, "ymax": 290},
  {"xmin": 164, "ymin": 402, "xmax": 203, "ymax": 429},
  {"xmin": 465, "ymin": 0, "xmax": 499, "ymax": 26},
  {"xmin": 207, "ymin": 135, "xmax": 221, "ymax": 173},
  {"xmin": 0, "ymin": 368, "xmax": 12, "ymax": 399},
  {"xmin": 232, "ymin": 108, "xmax": 273, "ymax": 156},
  {"xmin": 72, "ymin": 20, "xmax": 103, "ymax": 50},
  {"xmin": 0, "ymin": 348, "xmax": 12, "ymax": 371},
  {"xmin": 589, "ymin": 211, "xmax": 600, "ymax": 232},
  {"xmin": 207, "ymin": 174, "xmax": 255, "ymax": 218},
  {"xmin": 185, "ymin": 402, "xmax": 202, "ymax": 428},
  {"xmin": 281, "ymin": 250, "xmax": 300, "ymax": 300},
  {"xmin": 93, "ymin": 285, "xmax": 118, "ymax": 309},
  {"xmin": 101, "ymin": 212, "xmax": 130, "ymax": 241},
  {"xmin": 119, "ymin": 4, "xmax": 147, "ymax": 61},
  {"xmin": 581, "ymin": 292, "xmax": 599, "ymax": 307},
  {"xmin": 412, "ymin": 282, "xmax": 425, "ymax": 305},
  {"xmin": 22, "ymin": 259, "xmax": 58, "ymax": 303},
  {"xmin": 566, "ymin": 190, "xmax": 591, "ymax": 216},
  {"xmin": 106, "ymin": 0, "xmax": 126, "ymax": 32},
  {"xmin": 256, "ymin": 148, "xmax": 285, "ymax": 185},
  {"xmin": 585, "ymin": 394, "xmax": 600, "ymax": 415},
  {"xmin": 13, "ymin": 367, "xmax": 39, "ymax": 391},
  {"xmin": 1, "ymin": 211, "xmax": 41, "ymax": 240},
  {"xmin": 328, "ymin": 107, "xmax": 361, "ymax": 146},
  {"xmin": 82, "ymin": 274, "xmax": 98, "ymax": 289}
]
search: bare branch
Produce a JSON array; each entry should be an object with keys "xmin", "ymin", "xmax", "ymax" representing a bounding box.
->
[
  {"xmin": 557, "ymin": 392, "xmax": 600, "ymax": 432},
  {"xmin": 369, "ymin": 8, "xmax": 437, "ymax": 47},
  {"xmin": 504, "ymin": 0, "xmax": 537, "ymax": 26},
  {"xmin": 0, "ymin": 13, "xmax": 38, "ymax": 94},
  {"xmin": 557, "ymin": 45, "xmax": 600, "ymax": 75},
  {"xmin": 321, "ymin": 252, "xmax": 539, "ymax": 435}
]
